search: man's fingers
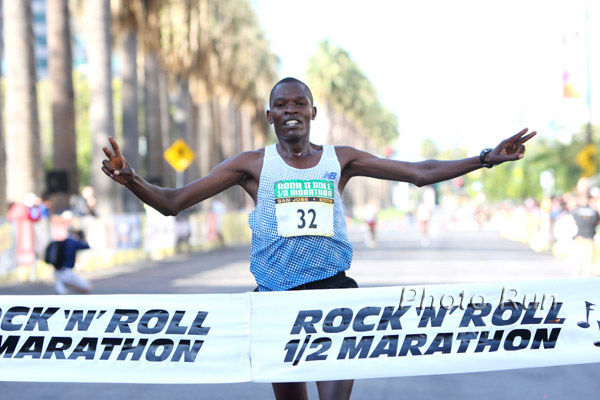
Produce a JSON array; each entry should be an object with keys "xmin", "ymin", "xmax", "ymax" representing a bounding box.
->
[
  {"xmin": 101, "ymin": 165, "xmax": 113, "ymax": 177},
  {"xmin": 102, "ymin": 164, "xmax": 128, "ymax": 182},
  {"xmin": 517, "ymin": 131, "xmax": 537, "ymax": 144},
  {"xmin": 101, "ymin": 159, "xmax": 115, "ymax": 173},
  {"xmin": 109, "ymin": 136, "xmax": 123, "ymax": 158},
  {"xmin": 102, "ymin": 146, "xmax": 114, "ymax": 161},
  {"xmin": 502, "ymin": 129, "xmax": 536, "ymax": 149},
  {"xmin": 505, "ymin": 128, "xmax": 530, "ymax": 143}
]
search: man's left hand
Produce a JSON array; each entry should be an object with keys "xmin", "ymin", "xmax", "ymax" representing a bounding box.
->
[{"xmin": 487, "ymin": 128, "xmax": 537, "ymax": 166}]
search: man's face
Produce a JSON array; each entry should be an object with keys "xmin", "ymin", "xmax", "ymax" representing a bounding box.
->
[{"xmin": 266, "ymin": 82, "xmax": 317, "ymax": 140}]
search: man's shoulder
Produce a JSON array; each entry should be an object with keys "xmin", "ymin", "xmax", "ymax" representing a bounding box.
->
[
  {"xmin": 332, "ymin": 146, "xmax": 373, "ymax": 170},
  {"xmin": 236, "ymin": 148, "xmax": 266, "ymax": 161},
  {"xmin": 221, "ymin": 148, "xmax": 265, "ymax": 167},
  {"xmin": 223, "ymin": 149, "xmax": 266, "ymax": 179},
  {"xmin": 332, "ymin": 145, "xmax": 362, "ymax": 159},
  {"xmin": 332, "ymin": 145, "xmax": 358, "ymax": 152}
]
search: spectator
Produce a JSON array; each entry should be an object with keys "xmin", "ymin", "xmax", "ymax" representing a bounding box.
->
[
  {"xmin": 211, "ymin": 197, "xmax": 227, "ymax": 245},
  {"xmin": 54, "ymin": 227, "xmax": 92, "ymax": 295},
  {"xmin": 571, "ymin": 194, "xmax": 600, "ymax": 277},
  {"xmin": 417, "ymin": 201, "xmax": 432, "ymax": 246},
  {"xmin": 363, "ymin": 198, "xmax": 379, "ymax": 247}
]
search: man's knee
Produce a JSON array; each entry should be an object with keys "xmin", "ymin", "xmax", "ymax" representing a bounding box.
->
[
  {"xmin": 316, "ymin": 380, "xmax": 354, "ymax": 400},
  {"xmin": 272, "ymin": 382, "xmax": 308, "ymax": 400}
]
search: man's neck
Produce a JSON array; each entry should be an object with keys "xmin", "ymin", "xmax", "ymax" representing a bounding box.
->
[{"xmin": 277, "ymin": 140, "xmax": 312, "ymax": 158}]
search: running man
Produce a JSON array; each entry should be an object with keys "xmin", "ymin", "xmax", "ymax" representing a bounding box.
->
[
  {"xmin": 54, "ymin": 227, "xmax": 92, "ymax": 295},
  {"xmin": 102, "ymin": 77, "xmax": 535, "ymax": 400}
]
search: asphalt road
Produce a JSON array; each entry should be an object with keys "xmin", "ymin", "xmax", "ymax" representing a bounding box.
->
[{"xmin": 1, "ymin": 225, "xmax": 599, "ymax": 400}]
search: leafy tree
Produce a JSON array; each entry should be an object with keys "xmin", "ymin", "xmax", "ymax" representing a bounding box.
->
[{"xmin": 307, "ymin": 40, "xmax": 398, "ymax": 210}]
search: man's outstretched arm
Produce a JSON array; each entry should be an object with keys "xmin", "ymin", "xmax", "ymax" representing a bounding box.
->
[
  {"xmin": 338, "ymin": 128, "xmax": 536, "ymax": 188},
  {"xmin": 101, "ymin": 136, "xmax": 259, "ymax": 216}
]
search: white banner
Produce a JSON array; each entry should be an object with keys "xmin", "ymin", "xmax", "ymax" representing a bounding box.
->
[
  {"xmin": 250, "ymin": 279, "xmax": 600, "ymax": 382},
  {"xmin": 2, "ymin": 279, "xmax": 600, "ymax": 383},
  {"xmin": 0, "ymin": 294, "xmax": 251, "ymax": 383}
]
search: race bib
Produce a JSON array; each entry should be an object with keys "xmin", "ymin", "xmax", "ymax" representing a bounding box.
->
[{"xmin": 274, "ymin": 180, "xmax": 334, "ymax": 237}]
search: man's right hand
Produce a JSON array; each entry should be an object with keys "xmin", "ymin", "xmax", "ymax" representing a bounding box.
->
[{"xmin": 101, "ymin": 136, "xmax": 135, "ymax": 185}]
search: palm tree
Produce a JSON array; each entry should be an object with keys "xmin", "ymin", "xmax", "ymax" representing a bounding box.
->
[
  {"xmin": 107, "ymin": 0, "xmax": 277, "ymax": 207},
  {"xmin": 158, "ymin": 68, "xmax": 174, "ymax": 187},
  {"xmin": 307, "ymin": 40, "xmax": 398, "ymax": 148},
  {"xmin": 111, "ymin": 0, "xmax": 142, "ymax": 212},
  {"xmin": 307, "ymin": 40, "xmax": 398, "ymax": 212},
  {"xmin": 171, "ymin": 79, "xmax": 197, "ymax": 181},
  {"xmin": 47, "ymin": 0, "xmax": 78, "ymax": 211},
  {"xmin": 3, "ymin": 0, "xmax": 43, "ymax": 203},
  {"xmin": 112, "ymin": 0, "xmax": 175, "ymax": 189},
  {"xmin": 139, "ymin": 1, "xmax": 171, "ymax": 187},
  {"xmin": 143, "ymin": 52, "xmax": 165, "ymax": 185},
  {"xmin": 0, "ymin": 0, "xmax": 5, "ymax": 215},
  {"xmin": 84, "ymin": 0, "xmax": 117, "ymax": 216},
  {"xmin": 156, "ymin": 0, "xmax": 276, "ymax": 171},
  {"xmin": 200, "ymin": 0, "xmax": 278, "ymax": 208}
]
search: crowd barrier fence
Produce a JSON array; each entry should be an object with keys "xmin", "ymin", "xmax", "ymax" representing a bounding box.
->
[{"xmin": 0, "ymin": 211, "xmax": 251, "ymax": 285}]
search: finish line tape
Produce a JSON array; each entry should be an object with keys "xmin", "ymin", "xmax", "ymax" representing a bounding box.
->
[{"xmin": 1, "ymin": 278, "xmax": 599, "ymax": 383}]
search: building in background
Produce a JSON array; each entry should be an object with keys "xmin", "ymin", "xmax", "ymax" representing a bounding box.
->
[
  {"xmin": 2, "ymin": 0, "xmax": 86, "ymax": 79},
  {"xmin": 31, "ymin": 0, "xmax": 48, "ymax": 79}
]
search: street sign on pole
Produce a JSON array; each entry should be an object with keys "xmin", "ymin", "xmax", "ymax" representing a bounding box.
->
[
  {"xmin": 164, "ymin": 139, "xmax": 195, "ymax": 172},
  {"xmin": 576, "ymin": 143, "xmax": 597, "ymax": 177}
]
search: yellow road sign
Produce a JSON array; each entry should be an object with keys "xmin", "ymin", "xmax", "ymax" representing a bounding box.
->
[
  {"xmin": 164, "ymin": 139, "xmax": 195, "ymax": 172},
  {"xmin": 576, "ymin": 143, "xmax": 597, "ymax": 178}
]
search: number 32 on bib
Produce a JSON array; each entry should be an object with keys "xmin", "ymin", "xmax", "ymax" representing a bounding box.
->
[{"xmin": 274, "ymin": 180, "xmax": 335, "ymax": 237}]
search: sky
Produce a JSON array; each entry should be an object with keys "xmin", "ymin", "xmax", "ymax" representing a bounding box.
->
[{"xmin": 252, "ymin": 0, "xmax": 600, "ymax": 160}]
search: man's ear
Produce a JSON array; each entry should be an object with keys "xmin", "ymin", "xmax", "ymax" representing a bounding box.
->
[
  {"xmin": 312, "ymin": 106, "xmax": 317, "ymax": 120},
  {"xmin": 266, "ymin": 110, "xmax": 273, "ymax": 124}
]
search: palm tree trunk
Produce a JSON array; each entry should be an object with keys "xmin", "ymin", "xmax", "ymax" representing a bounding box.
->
[
  {"xmin": 0, "ymin": 0, "xmax": 5, "ymax": 214},
  {"xmin": 251, "ymin": 101, "xmax": 269, "ymax": 149},
  {"xmin": 118, "ymin": 30, "xmax": 141, "ymax": 212},
  {"xmin": 172, "ymin": 79, "xmax": 197, "ymax": 181},
  {"xmin": 4, "ymin": 0, "xmax": 43, "ymax": 203},
  {"xmin": 0, "ymin": 126, "xmax": 5, "ymax": 213},
  {"xmin": 219, "ymin": 93, "xmax": 235, "ymax": 160},
  {"xmin": 220, "ymin": 95, "xmax": 243, "ymax": 208},
  {"xmin": 239, "ymin": 104, "xmax": 252, "ymax": 152},
  {"xmin": 143, "ymin": 53, "xmax": 164, "ymax": 186},
  {"xmin": 197, "ymin": 101, "xmax": 213, "ymax": 176},
  {"xmin": 85, "ymin": 0, "xmax": 117, "ymax": 216},
  {"xmin": 210, "ymin": 93, "xmax": 224, "ymax": 167},
  {"xmin": 239, "ymin": 103, "xmax": 254, "ymax": 209},
  {"xmin": 47, "ymin": 0, "xmax": 78, "ymax": 214},
  {"xmin": 158, "ymin": 68, "xmax": 174, "ymax": 188},
  {"xmin": 193, "ymin": 77, "xmax": 213, "ymax": 212},
  {"xmin": 190, "ymin": 78, "xmax": 208, "ymax": 176}
]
